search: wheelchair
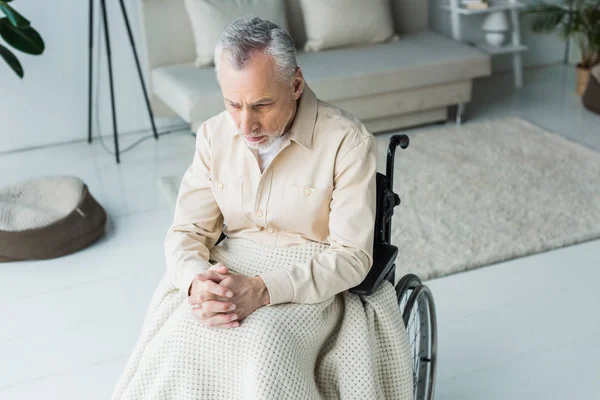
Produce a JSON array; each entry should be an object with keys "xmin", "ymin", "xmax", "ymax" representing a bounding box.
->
[
  {"xmin": 348, "ymin": 134, "xmax": 438, "ymax": 400},
  {"xmin": 216, "ymin": 134, "xmax": 438, "ymax": 400}
]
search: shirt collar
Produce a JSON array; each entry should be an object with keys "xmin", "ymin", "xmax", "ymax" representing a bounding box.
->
[
  {"xmin": 287, "ymin": 84, "xmax": 317, "ymax": 151},
  {"xmin": 229, "ymin": 83, "xmax": 318, "ymax": 151}
]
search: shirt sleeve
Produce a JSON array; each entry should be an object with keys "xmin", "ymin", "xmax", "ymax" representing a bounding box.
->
[
  {"xmin": 164, "ymin": 123, "xmax": 224, "ymax": 294},
  {"xmin": 259, "ymin": 134, "xmax": 377, "ymax": 305}
]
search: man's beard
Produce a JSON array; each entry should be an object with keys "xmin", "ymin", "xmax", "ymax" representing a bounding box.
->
[{"xmin": 243, "ymin": 131, "xmax": 283, "ymax": 150}]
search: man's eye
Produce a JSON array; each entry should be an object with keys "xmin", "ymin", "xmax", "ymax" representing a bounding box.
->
[{"xmin": 256, "ymin": 103, "xmax": 270, "ymax": 108}]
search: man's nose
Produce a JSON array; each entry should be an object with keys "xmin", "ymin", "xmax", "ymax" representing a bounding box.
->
[{"xmin": 239, "ymin": 110, "xmax": 258, "ymax": 135}]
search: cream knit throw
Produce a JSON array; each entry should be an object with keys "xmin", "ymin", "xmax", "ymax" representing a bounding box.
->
[{"xmin": 112, "ymin": 238, "xmax": 413, "ymax": 399}]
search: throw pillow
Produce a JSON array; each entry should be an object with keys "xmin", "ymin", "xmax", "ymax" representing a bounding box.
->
[
  {"xmin": 184, "ymin": 0, "xmax": 289, "ymax": 67},
  {"xmin": 299, "ymin": 0, "xmax": 397, "ymax": 52}
]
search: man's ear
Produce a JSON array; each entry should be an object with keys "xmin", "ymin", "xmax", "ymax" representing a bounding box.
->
[{"xmin": 293, "ymin": 67, "xmax": 304, "ymax": 100}]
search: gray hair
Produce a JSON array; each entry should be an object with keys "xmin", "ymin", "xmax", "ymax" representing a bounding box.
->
[{"xmin": 214, "ymin": 16, "xmax": 297, "ymax": 84}]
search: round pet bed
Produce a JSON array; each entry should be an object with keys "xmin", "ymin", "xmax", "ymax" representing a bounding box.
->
[
  {"xmin": 582, "ymin": 64, "xmax": 600, "ymax": 115},
  {"xmin": 0, "ymin": 176, "xmax": 107, "ymax": 262}
]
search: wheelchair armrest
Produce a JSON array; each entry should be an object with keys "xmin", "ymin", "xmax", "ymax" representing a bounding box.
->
[{"xmin": 349, "ymin": 243, "xmax": 398, "ymax": 296}]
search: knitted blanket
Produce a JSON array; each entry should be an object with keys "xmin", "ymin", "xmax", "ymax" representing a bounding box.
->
[{"xmin": 112, "ymin": 238, "xmax": 413, "ymax": 399}]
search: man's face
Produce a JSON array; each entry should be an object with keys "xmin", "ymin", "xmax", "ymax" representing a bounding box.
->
[{"xmin": 219, "ymin": 51, "xmax": 304, "ymax": 150}]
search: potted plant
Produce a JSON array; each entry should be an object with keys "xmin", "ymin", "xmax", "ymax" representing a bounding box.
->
[
  {"xmin": 524, "ymin": 0, "xmax": 600, "ymax": 95},
  {"xmin": 0, "ymin": 0, "xmax": 44, "ymax": 78}
]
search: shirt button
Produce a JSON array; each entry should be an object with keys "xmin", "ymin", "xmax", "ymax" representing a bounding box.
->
[
  {"xmin": 304, "ymin": 188, "xmax": 311, "ymax": 196},
  {"xmin": 256, "ymin": 210, "xmax": 263, "ymax": 217},
  {"xmin": 217, "ymin": 182, "xmax": 224, "ymax": 189},
  {"xmin": 268, "ymin": 228, "xmax": 274, "ymax": 233}
]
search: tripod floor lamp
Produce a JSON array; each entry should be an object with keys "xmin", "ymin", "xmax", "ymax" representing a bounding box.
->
[{"xmin": 88, "ymin": 0, "xmax": 158, "ymax": 164}]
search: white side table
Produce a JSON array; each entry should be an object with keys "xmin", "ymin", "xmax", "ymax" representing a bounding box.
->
[{"xmin": 441, "ymin": 0, "xmax": 528, "ymax": 88}]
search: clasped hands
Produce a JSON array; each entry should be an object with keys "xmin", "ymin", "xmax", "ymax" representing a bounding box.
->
[{"xmin": 188, "ymin": 262, "xmax": 270, "ymax": 328}]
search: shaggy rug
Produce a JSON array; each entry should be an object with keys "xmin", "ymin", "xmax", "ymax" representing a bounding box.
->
[{"xmin": 159, "ymin": 117, "xmax": 600, "ymax": 281}]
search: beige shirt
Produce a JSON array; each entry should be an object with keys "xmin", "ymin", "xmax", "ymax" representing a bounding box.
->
[{"xmin": 164, "ymin": 85, "xmax": 377, "ymax": 305}]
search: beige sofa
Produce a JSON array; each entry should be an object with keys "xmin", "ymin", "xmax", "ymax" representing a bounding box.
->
[{"xmin": 139, "ymin": 0, "xmax": 491, "ymax": 133}]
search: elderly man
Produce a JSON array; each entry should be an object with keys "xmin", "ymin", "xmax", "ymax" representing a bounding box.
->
[{"xmin": 113, "ymin": 16, "xmax": 412, "ymax": 400}]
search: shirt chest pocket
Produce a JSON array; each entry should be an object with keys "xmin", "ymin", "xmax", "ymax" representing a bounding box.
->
[
  {"xmin": 275, "ymin": 183, "xmax": 333, "ymax": 239},
  {"xmin": 210, "ymin": 179, "xmax": 249, "ymax": 231}
]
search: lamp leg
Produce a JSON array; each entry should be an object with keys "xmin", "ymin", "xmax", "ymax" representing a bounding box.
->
[
  {"xmin": 118, "ymin": 0, "xmax": 158, "ymax": 140},
  {"xmin": 87, "ymin": 0, "xmax": 94, "ymax": 144},
  {"xmin": 100, "ymin": 0, "xmax": 120, "ymax": 164}
]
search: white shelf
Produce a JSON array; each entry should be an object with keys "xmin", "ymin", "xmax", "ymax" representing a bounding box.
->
[
  {"xmin": 442, "ymin": 0, "xmax": 527, "ymax": 88},
  {"xmin": 476, "ymin": 43, "xmax": 528, "ymax": 55},
  {"xmin": 441, "ymin": 1, "xmax": 525, "ymax": 15}
]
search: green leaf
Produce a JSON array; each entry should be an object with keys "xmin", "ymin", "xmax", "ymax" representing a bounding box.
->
[
  {"xmin": 0, "ymin": 43, "xmax": 23, "ymax": 77},
  {"xmin": 0, "ymin": 18, "xmax": 43, "ymax": 55},
  {"xmin": 0, "ymin": 2, "xmax": 30, "ymax": 28},
  {"xmin": 532, "ymin": 15, "xmax": 563, "ymax": 33}
]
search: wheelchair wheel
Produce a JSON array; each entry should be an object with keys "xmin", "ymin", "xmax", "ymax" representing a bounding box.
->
[{"xmin": 396, "ymin": 274, "xmax": 438, "ymax": 400}]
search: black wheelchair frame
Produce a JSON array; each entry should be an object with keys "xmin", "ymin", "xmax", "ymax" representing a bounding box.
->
[
  {"xmin": 215, "ymin": 134, "xmax": 438, "ymax": 400},
  {"xmin": 348, "ymin": 134, "xmax": 438, "ymax": 400}
]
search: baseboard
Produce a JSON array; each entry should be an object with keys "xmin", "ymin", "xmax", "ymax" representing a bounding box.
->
[{"xmin": 364, "ymin": 108, "xmax": 448, "ymax": 133}]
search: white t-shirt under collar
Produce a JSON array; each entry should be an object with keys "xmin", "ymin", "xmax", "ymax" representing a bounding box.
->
[{"xmin": 256, "ymin": 134, "xmax": 286, "ymax": 172}]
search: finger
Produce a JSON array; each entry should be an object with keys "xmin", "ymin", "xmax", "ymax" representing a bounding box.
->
[
  {"xmin": 189, "ymin": 271, "xmax": 226, "ymax": 298},
  {"xmin": 191, "ymin": 307, "xmax": 217, "ymax": 320},
  {"xmin": 203, "ymin": 312, "xmax": 238, "ymax": 328},
  {"xmin": 201, "ymin": 280, "xmax": 234, "ymax": 298},
  {"xmin": 208, "ymin": 263, "xmax": 229, "ymax": 274},
  {"xmin": 192, "ymin": 307, "xmax": 216, "ymax": 321},
  {"xmin": 188, "ymin": 291, "xmax": 216, "ymax": 305},
  {"xmin": 215, "ymin": 320, "xmax": 240, "ymax": 329},
  {"xmin": 195, "ymin": 270, "xmax": 227, "ymax": 283},
  {"xmin": 188, "ymin": 290, "xmax": 234, "ymax": 306},
  {"xmin": 201, "ymin": 300, "xmax": 236, "ymax": 313}
]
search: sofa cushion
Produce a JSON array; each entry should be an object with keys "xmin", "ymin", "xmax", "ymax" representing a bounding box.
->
[
  {"xmin": 299, "ymin": 0, "xmax": 397, "ymax": 52},
  {"xmin": 152, "ymin": 31, "xmax": 490, "ymax": 125},
  {"xmin": 184, "ymin": 0, "xmax": 289, "ymax": 67},
  {"xmin": 282, "ymin": 0, "xmax": 430, "ymax": 50}
]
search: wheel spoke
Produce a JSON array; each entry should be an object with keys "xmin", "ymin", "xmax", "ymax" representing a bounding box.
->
[
  {"xmin": 396, "ymin": 279, "xmax": 437, "ymax": 400},
  {"xmin": 407, "ymin": 302, "xmax": 419, "ymax": 332},
  {"xmin": 400, "ymin": 292, "xmax": 410, "ymax": 310},
  {"xmin": 409, "ymin": 323, "xmax": 421, "ymax": 348},
  {"xmin": 406, "ymin": 306, "xmax": 421, "ymax": 384},
  {"xmin": 397, "ymin": 281, "xmax": 437, "ymax": 400}
]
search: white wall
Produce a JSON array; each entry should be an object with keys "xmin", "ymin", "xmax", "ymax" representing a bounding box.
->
[
  {"xmin": 429, "ymin": 0, "xmax": 570, "ymax": 73},
  {"xmin": 1, "ymin": 1, "xmax": 575, "ymax": 153},
  {"xmin": 0, "ymin": 0, "xmax": 179, "ymax": 154}
]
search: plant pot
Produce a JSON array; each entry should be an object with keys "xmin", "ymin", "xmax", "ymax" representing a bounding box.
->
[{"xmin": 576, "ymin": 64, "xmax": 590, "ymax": 96}]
